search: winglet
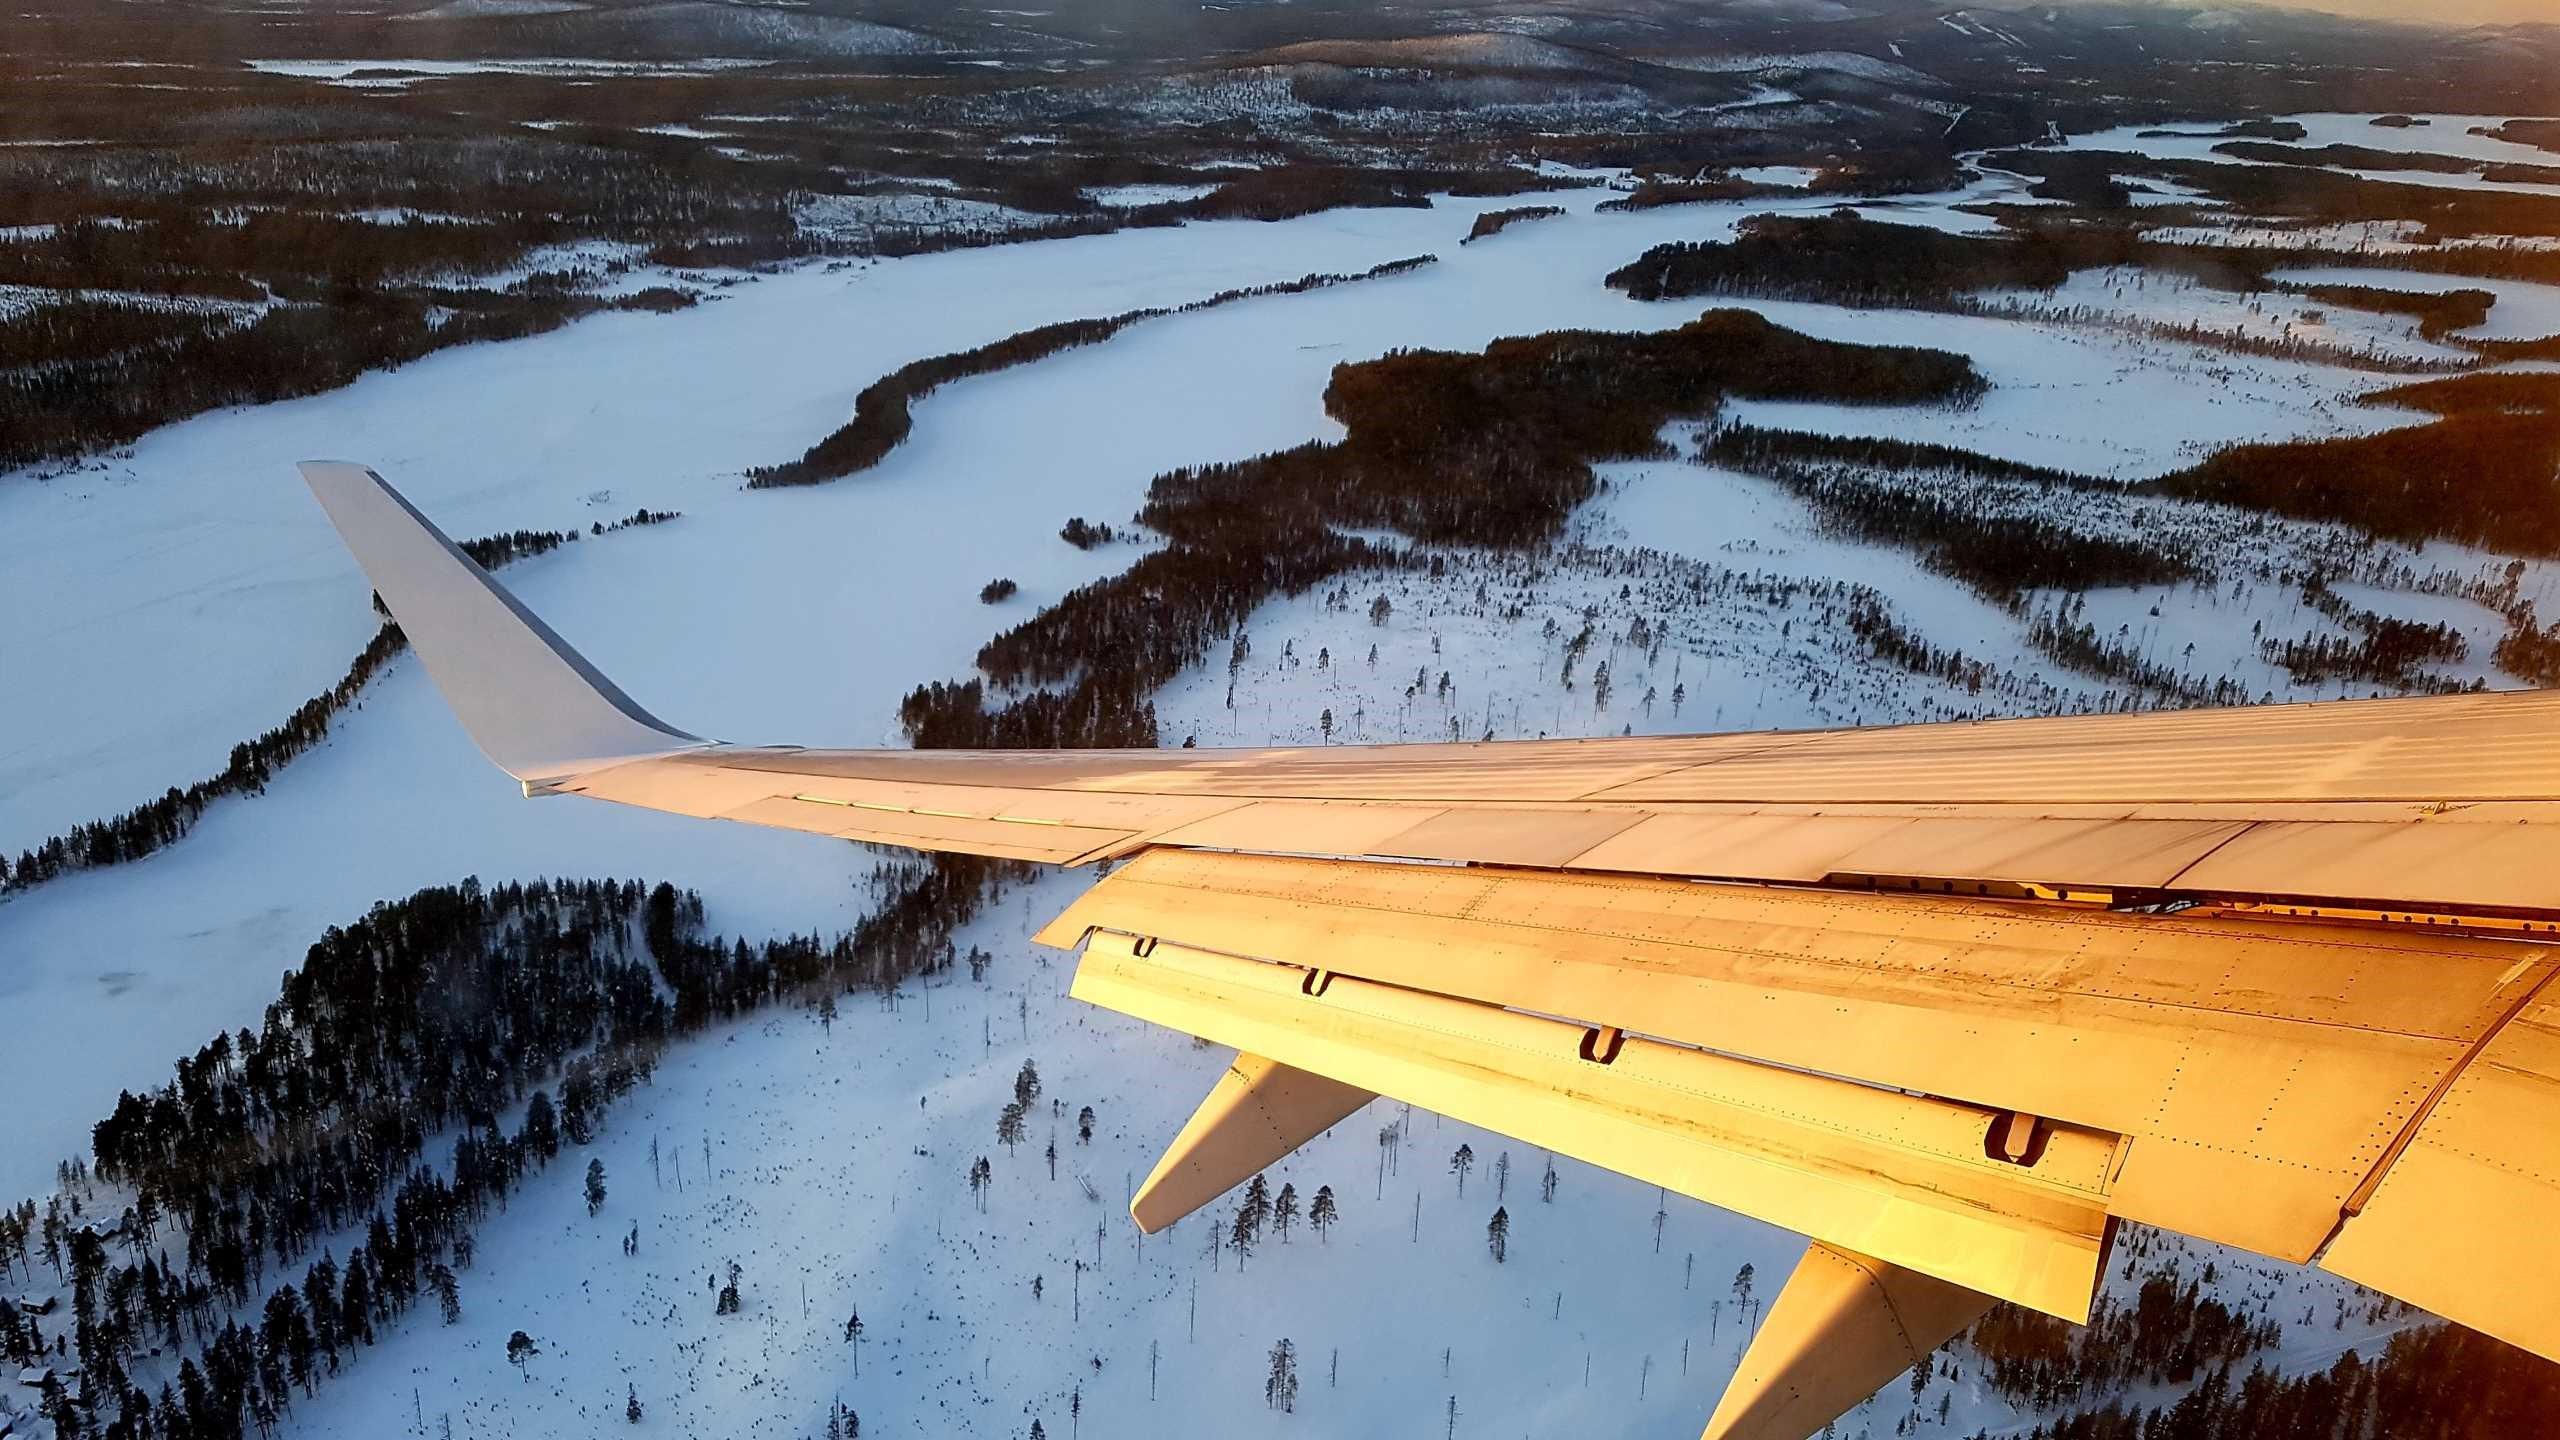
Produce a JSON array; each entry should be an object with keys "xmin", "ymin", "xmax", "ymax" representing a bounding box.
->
[{"xmin": 299, "ymin": 461, "xmax": 709, "ymax": 788}]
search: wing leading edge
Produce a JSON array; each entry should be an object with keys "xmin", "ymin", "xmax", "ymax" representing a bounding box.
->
[{"xmin": 301, "ymin": 461, "xmax": 2560, "ymax": 1440}]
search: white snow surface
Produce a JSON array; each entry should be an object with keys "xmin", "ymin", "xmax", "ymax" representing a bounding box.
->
[
  {"xmin": 1082, "ymin": 182, "xmax": 1221, "ymax": 208},
  {"xmin": 1728, "ymin": 165, "xmax": 1820, "ymax": 189}
]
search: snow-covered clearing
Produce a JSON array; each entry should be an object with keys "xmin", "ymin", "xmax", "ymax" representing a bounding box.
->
[
  {"xmin": 1977, "ymin": 265, "xmax": 2479, "ymax": 367},
  {"xmin": 1714, "ymin": 299, "xmax": 2418, "ymax": 479},
  {"xmin": 1082, "ymin": 183, "xmax": 1221, "ymax": 208},
  {"xmin": 1727, "ymin": 165, "xmax": 1820, "ymax": 189},
  {"xmin": 793, "ymin": 192, "xmax": 1053, "ymax": 238}
]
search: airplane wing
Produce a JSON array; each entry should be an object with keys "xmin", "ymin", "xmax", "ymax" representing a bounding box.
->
[{"xmin": 302, "ymin": 460, "xmax": 2560, "ymax": 1440}]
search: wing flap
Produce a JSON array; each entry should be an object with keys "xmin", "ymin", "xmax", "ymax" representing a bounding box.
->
[
  {"xmin": 1070, "ymin": 930, "xmax": 2118, "ymax": 1320},
  {"xmin": 2320, "ymin": 978, "xmax": 2560, "ymax": 1359},
  {"xmin": 1040, "ymin": 848, "xmax": 2555, "ymax": 1267}
]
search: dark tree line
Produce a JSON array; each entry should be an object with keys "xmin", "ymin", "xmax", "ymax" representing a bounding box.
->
[
  {"xmin": 2494, "ymin": 600, "xmax": 2560, "ymax": 686},
  {"xmin": 900, "ymin": 310, "xmax": 1986, "ymax": 749},
  {"xmin": 1996, "ymin": 1325, "xmax": 2560, "ymax": 1440},
  {"xmin": 2483, "ymin": 120, "xmax": 2560, "ymax": 157},
  {"xmin": 2260, "ymin": 576, "xmax": 2471, "ymax": 693},
  {"xmin": 0, "ymin": 518, "xmax": 677, "ymax": 896},
  {"xmin": 1606, "ymin": 212, "xmax": 2095, "ymax": 307},
  {"xmin": 0, "ymin": 122, "xmax": 793, "ymax": 470},
  {"xmin": 2211, "ymin": 141, "xmax": 2481, "ymax": 176},
  {"xmin": 2136, "ymin": 121, "xmax": 2309, "ymax": 142},
  {"xmin": 745, "ymin": 255, "xmax": 1437, "ymax": 489},
  {"xmin": 3, "ymin": 283, "xmax": 696, "ymax": 472},
  {"xmin": 1707, "ymin": 436, "xmax": 2192, "ymax": 607},
  {"xmin": 2027, "ymin": 596, "xmax": 2263, "ymax": 710},
  {"xmin": 1969, "ymin": 1273, "xmax": 2284, "ymax": 1411},
  {"xmin": 2160, "ymin": 372, "xmax": 2560, "ymax": 555},
  {"xmin": 2286, "ymin": 282, "xmax": 2494, "ymax": 341},
  {"xmin": 1595, "ymin": 178, "xmax": 1773, "ymax": 214},
  {"xmin": 1460, "ymin": 206, "xmax": 1564, "ymax": 243},
  {"xmin": 1707, "ymin": 424, "xmax": 2111, "ymax": 491}
]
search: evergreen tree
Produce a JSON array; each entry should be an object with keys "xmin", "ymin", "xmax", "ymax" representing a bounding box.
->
[
  {"xmin": 999, "ymin": 1102, "xmax": 1028, "ymax": 1156},
  {"xmin": 1487, "ymin": 1207, "xmax": 1510, "ymax": 1264},
  {"xmin": 1450, "ymin": 1144, "xmax": 1475, "ymax": 1197},
  {"xmin": 1014, "ymin": 1060, "xmax": 1043, "ymax": 1110},
  {"xmin": 1274, "ymin": 1183, "xmax": 1299, "ymax": 1244},
  {"xmin": 522, "ymin": 1091, "xmax": 559, "ymax": 1161},
  {"xmin": 1229, "ymin": 1207, "xmax": 1256, "ymax": 1272},
  {"xmin": 1266, "ymin": 1338, "xmax": 1300, "ymax": 1413},
  {"xmin": 429, "ymin": 1265, "xmax": 460, "ymax": 1326},
  {"xmin": 626, "ymin": 1383, "xmax": 643, "ymax": 1423},
  {"xmin": 585, "ymin": 1159, "xmax": 608, "ymax": 1216},
  {"xmin": 1243, "ymin": 1173, "xmax": 1272, "ymax": 1241},
  {"xmin": 1077, "ymin": 1106, "xmax": 1096, "ymax": 1144},
  {"xmin": 1309, "ymin": 1186, "xmax": 1338, "ymax": 1243},
  {"xmin": 506, "ymin": 1330, "xmax": 538, "ymax": 1378}
]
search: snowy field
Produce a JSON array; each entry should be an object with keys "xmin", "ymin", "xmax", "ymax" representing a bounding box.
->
[{"xmin": 1, "ymin": 112, "xmax": 2545, "ymax": 1440}]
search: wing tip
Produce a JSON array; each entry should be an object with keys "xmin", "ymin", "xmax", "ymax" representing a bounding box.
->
[{"xmin": 297, "ymin": 459, "xmax": 709, "ymax": 786}]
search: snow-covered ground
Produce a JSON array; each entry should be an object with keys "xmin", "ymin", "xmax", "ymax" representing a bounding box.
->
[
  {"xmin": 1716, "ymin": 298, "xmax": 2417, "ymax": 479},
  {"xmin": 1728, "ymin": 165, "xmax": 1821, "ymax": 189},
  {"xmin": 1978, "ymin": 265, "xmax": 2481, "ymax": 367},
  {"xmin": 2, "ymin": 113, "xmax": 2542, "ymax": 1440},
  {"xmin": 794, "ymin": 192, "xmax": 1054, "ymax": 238},
  {"xmin": 1083, "ymin": 183, "xmax": 1222, "ymax": 208}
]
